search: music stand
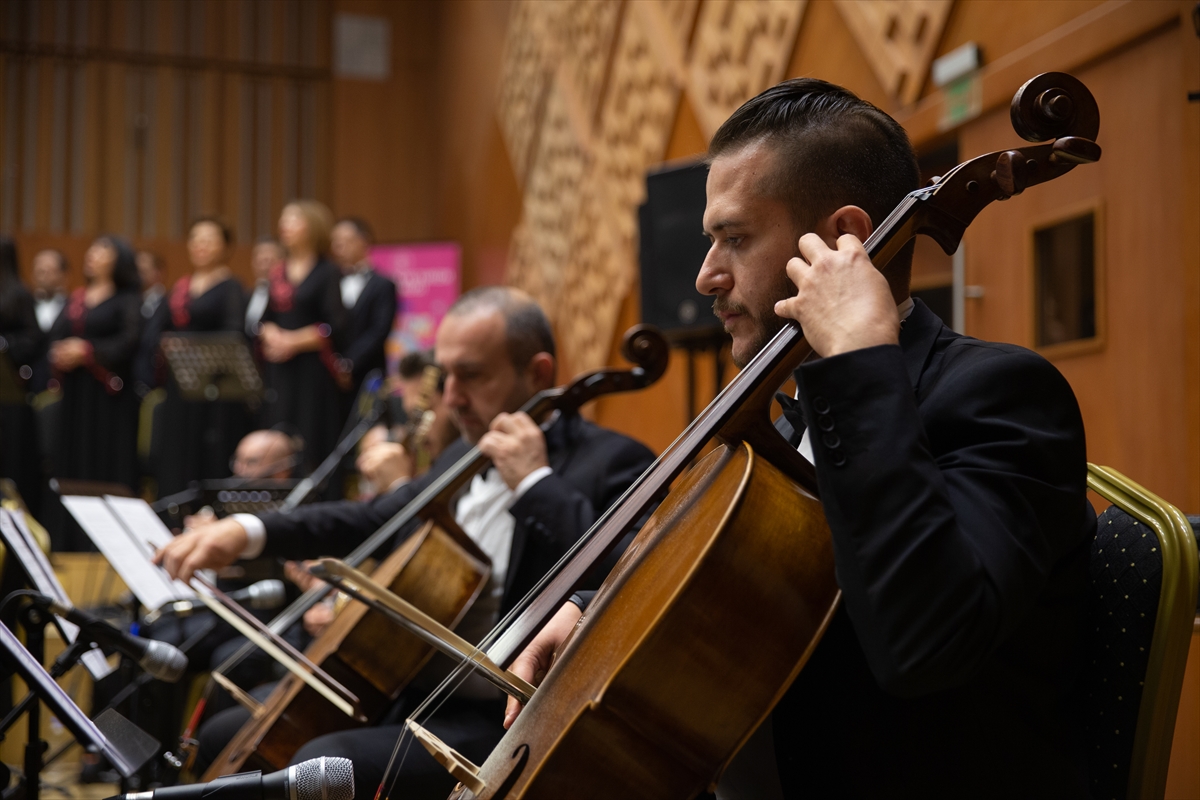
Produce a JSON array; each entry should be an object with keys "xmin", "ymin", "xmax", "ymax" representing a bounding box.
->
[
  {"xmin": 0, "ymin": 617, "xmax": 156, "ymax": 790},
  {"xmin": 0, "ymin": 509, "xmax": 113, "ymax": 680},
  {"xmin": 159, "ymin": 332, "xmax": 262, "ymax": 404}
]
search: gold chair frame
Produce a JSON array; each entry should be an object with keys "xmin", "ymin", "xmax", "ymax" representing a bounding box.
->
[{"xmin": 1087, "ymin": 463, "xmax": 1199, "ymax": 800}]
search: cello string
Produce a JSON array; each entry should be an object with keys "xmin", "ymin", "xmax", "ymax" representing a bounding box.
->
[{"xmin": 377, "ymin": 656, "xmax": 482, "ymax": 800}]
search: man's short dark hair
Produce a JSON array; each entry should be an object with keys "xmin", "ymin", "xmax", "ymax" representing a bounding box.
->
[
  {"xmin": 398, "ymin": 349, "xmax": 436, "ymax": 380},
  {"xmin": 336, "ymin": 216, "xmax": 375, "ymax": 244},
  {"xmin": 189, "ymin": 214, "xmax": 235, "ymax": 245},
  {"xmin": 708, "ymin": 78, "xmax": 921, "ymax": 286},
  {"xmin": 446, "ymin": 286, "xmax": 556, "ymax": 368}
]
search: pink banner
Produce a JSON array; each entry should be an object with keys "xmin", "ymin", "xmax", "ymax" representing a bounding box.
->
[{"xmin": 370, "ymin": 242, "xmax": 461, "ymax": 374}]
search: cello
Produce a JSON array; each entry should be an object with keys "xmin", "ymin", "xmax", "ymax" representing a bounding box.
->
[
  {"xmin": 201, "ymin": 324, "xmax": 670, "ymax": 779},
  {"xmin": 389, "ymin": 73, "xmax": 1101, "ymax": 799}
]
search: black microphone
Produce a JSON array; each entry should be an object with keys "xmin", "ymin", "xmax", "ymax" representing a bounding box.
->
[
  {"xmin": 106, "ymin": 757, "xmax": 354, "ymax": 800},
  {"xmin": 227, "ymin": 580, "xmax": 286, "ymax": 610},
  {"xmin": 31, "ymin": 595, "xmax": 188, "ymax": 683}
]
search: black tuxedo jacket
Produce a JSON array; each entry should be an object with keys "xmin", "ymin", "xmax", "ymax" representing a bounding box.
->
[
  {"xmin": 342, "ymin": 271, "xmax": 397, "ymax": 386},
  {"xmin": 771, "ymin": 300, "xmax": 1094, "ymax": 798},
  {"xmin": 258, "ymin": 412, "xmax": 655, "ymax": 615}
]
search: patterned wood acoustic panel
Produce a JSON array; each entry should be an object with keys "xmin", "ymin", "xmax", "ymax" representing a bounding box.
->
[
  {"xmin": 496, "ymin": 0, "xmax": 811, "ymax": 376},
  {"xmin": 505, "ymin": 80, "xmax": 590, "ymax": 314},
  {"xmin": 558, "ymin": 3, "xmax": 683, "ymax": 374},
  {"xmin": 835, "ymin": 0, "xmax": 953, "ymax": 106},
  {"xmin": 687, "ymin": 0, "xmax": 807, "ymax": 139}
]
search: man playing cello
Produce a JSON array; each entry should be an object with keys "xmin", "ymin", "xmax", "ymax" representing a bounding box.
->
[
  {"xmin": 509, "ymin": 79, "xmax": 1094, "ymax": 799},
  {"xmin": 156, "ymin": 287, "xmax": 656, "ymax": 798}
]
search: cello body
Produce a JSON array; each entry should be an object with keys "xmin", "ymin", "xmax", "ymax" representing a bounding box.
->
[
  {"xmin": 204, "ymin": 518, "xmax": 489, "ymax": 778},
  {"xmin": 457, "ymin": 442, "xmax": 838, "ymax": 799}
]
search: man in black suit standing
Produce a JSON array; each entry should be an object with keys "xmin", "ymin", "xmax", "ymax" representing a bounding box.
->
[
  {"xmin": 156, "ymin": 286, "xmax": 656, "ymax": 798},
  {"xmin": 331, "ymin": 217, "xmax": 398, "ymax": 397},
  {"xmin": 507, "ymin": 79, "xmax": 1095, "ymax": 799}
]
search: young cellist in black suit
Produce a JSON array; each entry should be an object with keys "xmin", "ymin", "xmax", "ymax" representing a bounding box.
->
[{"xmin": 509, "ymin": 79, "xmax": 1094, "ymax": 799}]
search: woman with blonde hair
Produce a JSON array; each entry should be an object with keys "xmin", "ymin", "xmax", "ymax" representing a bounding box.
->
[{"xmin": 256, "ymin": 200, "xmax": 349, "ymax": 488}]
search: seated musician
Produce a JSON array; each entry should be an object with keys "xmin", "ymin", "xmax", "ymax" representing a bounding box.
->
[
  {"xmin": 354, "ymin": 349, "xmax": 459, "ymax": 500},
  {"xmin": 228, "ymin": 428, "xmax": 302, "ymax": 481},
  {"xmin": 508, "ymin": 79, "xmax": 1095, "ymax": 799},
  {"xmin": 155, "ymin": 286, "xmax": 656, "ymax": 798}
]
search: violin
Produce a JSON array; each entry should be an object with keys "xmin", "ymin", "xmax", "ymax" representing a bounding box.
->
[
  {"xmin": 388, "ymin": 73, "xmax": 1101, "ymax": 799},
  {"xmin": 201, "ymin": 324, "xmax": 669, "ymax": 779}
]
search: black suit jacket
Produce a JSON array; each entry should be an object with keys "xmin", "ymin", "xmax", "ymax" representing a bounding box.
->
[
  {"xmin": 771, "ymin": 300, "xmax": 1094, "ymax": 798},
  {"xmin": 341, "ymin": 271, "xmax": 397, "ymax": 387},
  {"xmin": 258, "ymin": 412, "xmax": 655, "ymax": 614}
]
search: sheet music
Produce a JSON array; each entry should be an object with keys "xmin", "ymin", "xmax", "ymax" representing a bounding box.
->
[
  {"xmin": 61, "ymin": 496, "xmax": 194, "ymax": 612},
  {"xmin": 0, "ymin": 510, "xmax": 114, "ymax": 680}
]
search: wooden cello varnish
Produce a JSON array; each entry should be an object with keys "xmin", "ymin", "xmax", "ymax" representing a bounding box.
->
[
  {"xmin": 480, "ymin": 444, "xmax": 837, "ymax": 798},
  {"xmin": 204, "ymin": 517, "xmax": 489, "ymax": 778}
]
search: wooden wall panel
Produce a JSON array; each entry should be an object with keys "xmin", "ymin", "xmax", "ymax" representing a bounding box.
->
[
  {"xmin": 1, "ymin": 0, "xmax": 332, "ymax": 288},
  {"xmin": 959, "ymin": 24, "xmax": 1196, "ymax": 512},
  {"xmin": 329, "ymin": 0, "xmax": 439, "ymax": 245}
]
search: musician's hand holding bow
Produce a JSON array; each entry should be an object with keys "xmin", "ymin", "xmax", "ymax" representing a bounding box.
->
[
  {"xmin": 503, "ymin": 600, "xmax": 582, "ymax": 729},
  {"xmin": 154, "ymin": 517, "xmax": 248, "ymax": 583}
]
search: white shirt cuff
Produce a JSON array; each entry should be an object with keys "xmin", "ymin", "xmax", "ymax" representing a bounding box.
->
[
  {"xmin": 510, "ymin": 466, "xmax": 553, "ymax": 504},
  {"xmin": 384, "ymin": 476, "xmax": 412, "ymax": 494},
  {"xmin": 231, "ymin": 514, "xmax": 266, "ymax": 559}
]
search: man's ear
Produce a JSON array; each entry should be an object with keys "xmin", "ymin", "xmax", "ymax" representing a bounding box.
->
[
  {"xmin": 528, "ymin": 352, "xmax": 556, "ymax": 390},
  {"xmin": 813, "ymin": 205, "xmax": 874, "ymax": 247}
]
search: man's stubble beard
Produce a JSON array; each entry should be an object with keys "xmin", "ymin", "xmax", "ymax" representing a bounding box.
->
[{"xmin": 715, "ymin": 269, "xmax": 797, "ymax": 369}]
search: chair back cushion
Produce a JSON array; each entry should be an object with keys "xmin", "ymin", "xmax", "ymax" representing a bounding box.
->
[{"xmin": 1081, "ymin": 505, "xmax": 1163, "ymax": 800}]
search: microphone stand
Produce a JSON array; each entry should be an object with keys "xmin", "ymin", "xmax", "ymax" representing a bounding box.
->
[{"xmin": 0, "ymin": 601, "xmax": 96, "ymax": 800}]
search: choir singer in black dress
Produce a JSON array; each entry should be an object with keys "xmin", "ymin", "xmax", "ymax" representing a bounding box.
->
[
  {"xmin": 47, "ymin": 236, "xmax": 143, "ymax": 507},
  {"xmin": 149, "ymin": 216, "xmax": 252, "ymax": 497},
  {"xmin": 0, "ymin": 237, "xmax": 46, "ymax": 513},
  {"xmin": 257, "ymin": 201, "xmax": 349, "ymax": 485}
]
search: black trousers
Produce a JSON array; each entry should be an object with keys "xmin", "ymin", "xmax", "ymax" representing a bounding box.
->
[{"xmin": 196, "ymin": 693, "xmax": 506, "ymax": 800}]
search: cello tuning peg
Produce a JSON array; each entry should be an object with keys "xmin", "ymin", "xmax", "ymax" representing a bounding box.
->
[
  {"xmin": 1049, "ymin": 136, "xmax": 1102, "ymax": 165},
  {"xmin": 990, "ymin": 150, "xmax": 1028, "ymax": 196}
]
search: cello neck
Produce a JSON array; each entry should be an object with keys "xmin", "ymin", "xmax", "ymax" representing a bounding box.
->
[{"xmin": 483, "ymin": 194, "xmax": 934, "ymax": 668}]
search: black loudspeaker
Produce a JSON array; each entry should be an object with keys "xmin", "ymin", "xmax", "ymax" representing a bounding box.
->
[{"xmin": 638, "ymin": 161, "xmax": 722, "ymax": 338}]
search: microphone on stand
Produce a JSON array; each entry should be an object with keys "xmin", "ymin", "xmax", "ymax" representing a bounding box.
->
[
  {"xmin": 228, "ymin": 580, "xmax": 286, "ymax": 610},
  {"xmin": 105, "ymin": 757, "xmax": 354, "ymax": 800},
  {"xmin": 29, "ymin": 594, "xmax": 189, "ymax": 683}
]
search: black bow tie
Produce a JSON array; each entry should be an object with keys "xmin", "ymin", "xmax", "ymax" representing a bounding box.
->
[{"xmin": 775, "ymin": 392, "xmax": 807, "ymax": 443}]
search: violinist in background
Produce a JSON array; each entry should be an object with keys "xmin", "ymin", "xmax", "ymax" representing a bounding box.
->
[
  {"xmin": 0, "ymin": 237, "xmax": 46, "ymax": 514},
  {"xmin": 48, "ymin": 236, "xmax": 143, "ymax": 517},
  {"xmin": 158, "ymin": 287, "xmax": 655, "ymax": 797},
  {"xmin": 355, "ymin": 350, "xmax": 458, "ymax": 499},
  {"xmin": 507, "ymin": 79, "xmax": 1094, "ymax": 799}
]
